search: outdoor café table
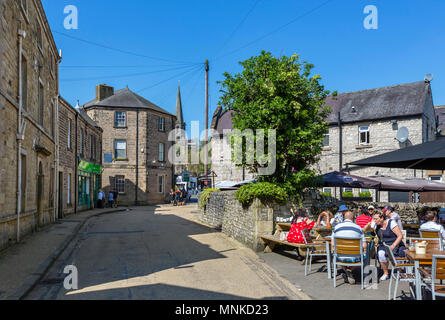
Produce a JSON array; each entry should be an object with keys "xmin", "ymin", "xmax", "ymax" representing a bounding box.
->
[{"xmin": 405, "ymin": 248, "xmax": 445, "ymax": 300}]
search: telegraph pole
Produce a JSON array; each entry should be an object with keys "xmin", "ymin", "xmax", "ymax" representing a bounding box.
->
[{"xmin": 204, "ymin": 60, "xmax": 209, "ymax": 182}]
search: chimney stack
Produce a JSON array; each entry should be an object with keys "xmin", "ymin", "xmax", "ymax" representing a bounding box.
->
[{"xmin": 95, "ymin": 84, "xmax": 114, "ymax": 102}]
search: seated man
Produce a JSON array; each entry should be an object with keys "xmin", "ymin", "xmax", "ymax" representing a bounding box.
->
[
  {"xmin": 356, "ymin": 205, "xmax": 374, "ymax": 229},
  {"xmin": 331, "ymin": 204, "xmax": 348, "ymax": 228},
  {"xmin": 420, "ymin": 210, "xmax": 445, "ymax": 244},
  {"xmin": 331, "ymin": 211, "xmax": 367, "ymax": 285}
]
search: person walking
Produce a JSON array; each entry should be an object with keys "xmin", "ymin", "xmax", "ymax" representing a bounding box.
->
[
  {"xmin": 97, "ymin": 189, "xmax": 105, "ymax": 209},
  {"xmin": 108, "ymin": 191, "xmax": 114, "ymax": 208}
]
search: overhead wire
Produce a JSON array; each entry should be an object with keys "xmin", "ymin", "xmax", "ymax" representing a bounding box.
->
[
  {"xmin": 213, "ymin": 0, "xmax": 335, "ymax": 62},
  {"xmin": 213, "ymin": 0, "xmax": 262, "ymax": 58},
  {"xmin": 136, "ymin": 64, "xmax": 204, "ymax": 94},
  {"xmin": 60, "ymin": 64, "xmax": 197, "ymax": 82},
  {"xmin": 53, "ymin": 30, "xmax": 201, "ymax": 66}
]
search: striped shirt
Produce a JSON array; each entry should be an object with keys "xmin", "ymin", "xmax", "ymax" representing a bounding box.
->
[{"xmin": 333, "ymin": 219, "xmax": 365, "ymax": 241}]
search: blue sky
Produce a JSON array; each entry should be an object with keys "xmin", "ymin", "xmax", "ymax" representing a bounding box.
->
[{"xmin": 42, "ymin": 0, "xmax": 445, "ymax": 138}]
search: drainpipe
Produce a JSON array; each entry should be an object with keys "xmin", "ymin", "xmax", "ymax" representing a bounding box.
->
[
  {"xmin": 74, "ymin": 111, "xmax": 78, "ymax": 214},
  {"xmin": 338, "ymin": 111, "xmax": 342, "ymax": 199},
  {"xmin": 16, "ymin": 29, "xmax": 27, "ymax": 243},
  {"xmin": 54, "ymin": 50, "xmax": 62, "ymax": 222},
  {"xmin": 135, "ymin": 109, "xmax": 139, "ymax": 205}
]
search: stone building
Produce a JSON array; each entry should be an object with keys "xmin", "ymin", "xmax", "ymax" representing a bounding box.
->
[
  {"xmin": 210, "ymin": 107, "xmax": 256, "ymax": 185},
  {"xmin": 83, "ymin": 84, "xmax": 176, "ymax": 205},
  {"xmin": 58, "ymin": 97, "xmax": 102, "ymax": 217},
  {"xmin": 317, "ymin": 80, "xmax": 437, "ymax": 202},
  {"xmin": 0, "ymin": 0, "xmax": 60, "ymax": 249}
]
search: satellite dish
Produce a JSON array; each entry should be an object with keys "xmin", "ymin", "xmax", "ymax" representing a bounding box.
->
[
  {"xmin": 425, "ymin": 73, "xmax": 434, "ymax": 82},
  {"xmin": 396, "ymin": 127, "xmax": 409, "ymax": 143}
]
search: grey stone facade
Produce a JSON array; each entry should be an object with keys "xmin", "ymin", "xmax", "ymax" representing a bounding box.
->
[
  {"xmin": 0, "ymin": 0, "xmax": 59, "ymax": 250},
  {"xmin": 317, "ymin": 81, "xmax": 437, "ymax": 202},
  {"xmin": 84, "ymin": 85, "xmax": 176, "ymax": 205}
]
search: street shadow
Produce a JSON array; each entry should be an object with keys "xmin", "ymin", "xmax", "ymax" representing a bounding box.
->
[
  {"xmin": 62, "ymin": 283, "xmax": 289, "ymax": 300},
  {"xmin": 29, "ymin": 206, "xmax": 286, "ymax": 300}
]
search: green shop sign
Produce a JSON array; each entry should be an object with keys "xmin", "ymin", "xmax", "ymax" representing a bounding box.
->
[{"xmin": 78, "ymin": 160, "xmax": 102, "ymax": 174}]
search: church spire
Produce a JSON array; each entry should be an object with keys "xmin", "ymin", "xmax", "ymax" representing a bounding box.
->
[{"xmin": 175, "ymin": 82, "xmax": 185, "ymax": 129}]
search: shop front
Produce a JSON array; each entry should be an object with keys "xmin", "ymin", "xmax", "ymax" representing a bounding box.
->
[{"xmin": 78, "ymin": 159, "xmax": 102, "ymax": 210}]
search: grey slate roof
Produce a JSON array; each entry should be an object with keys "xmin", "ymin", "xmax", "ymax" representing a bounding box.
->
[
  {"xmin": 324, "ymin": 81, "xmax": 429, "ymax": 124},
  {"xmin": 211, "ymin": 106, "xmax": 235, "ymax": 135},
  {"xmin": 212, "ymin": 81, "xmax": 430, "ymax": 131},
  {"xmin": 83, "ymin": 88, "xmax": 174, "ymax": 116}
]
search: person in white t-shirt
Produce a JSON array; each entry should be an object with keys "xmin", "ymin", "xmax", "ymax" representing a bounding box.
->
[
  {"xmin": 383, "ymin": 205, "xmax": 404, "ymax": 231},
  {"xmin": 420, "ymin": 210, "xmax": 445, "ymax": 243}
]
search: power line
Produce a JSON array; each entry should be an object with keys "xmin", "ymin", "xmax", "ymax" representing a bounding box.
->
[
  {"xmin": 53, "ymin": 30, "xmax": 201, "ymax": 65},
  {"xmin": 213, "ymin": 0, "xmax": 262, "ymax": 58},
  {"xmin": 136, "ymin": 64, "xmax": 204, "ymax": 94},
  {"xmin": 149, "ymin": 65, "xmax": 204, "ymax": 106},
  {"xmin": 60, "ymin": 65, "xmax": 196, "ymax": 82},
  {"xmin": 214, "ymin": 0, "xmax": 335, "ymax": 62},
  {"xmin": 60, "ymin": 64, "xmax": 197, "ymax": 69}
]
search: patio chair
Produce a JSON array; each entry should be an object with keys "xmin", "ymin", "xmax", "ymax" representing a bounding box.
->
[
  {"xmin": 419, "ymin": 255, "xmax": 445, "ymax": 300},
  {"xmin": 419, "ymin": 229, "xmax": 441, "ymax": 239},
  {"xmin": 383, "ymin": 243, "xmax": 416, "ymax": 300},
  {"xmin": 332, "ymin": 236, "xmax": 365, "ymax": 289},
  {"xmin": 302, "ymin": 232, "xmax": 329, "ymax": 276}
]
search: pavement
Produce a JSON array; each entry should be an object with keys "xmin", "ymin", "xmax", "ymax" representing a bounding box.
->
[
  {"xmin": 0, "ymin": 206, "xmax": 127, "ymax": 300},
  {"xmin": 1, "ymin": 201, "xmax": 306, "ymax": 300},
  {"xmin": 0, "ymin": 200, "xmax": 426, "ymax": 300}
]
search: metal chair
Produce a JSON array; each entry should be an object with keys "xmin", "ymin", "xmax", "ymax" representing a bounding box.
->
[
  {"xmin": 383, "ymin": 243, "xmax": 416, "ymax": 300},
  {"xmin": 419, "ymin": 255, "xmax": 445, "ymax": 300},
  {"xmin": 332, "ymin": 236, "xmax": 365, "ymax": 289},
  {"xmin": 302, "ymin": 232, "xmax": 329, "ymax": 276}
]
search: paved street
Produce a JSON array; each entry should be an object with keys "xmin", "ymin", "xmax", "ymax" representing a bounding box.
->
[{"xmin": 23, "ymin": 203, "xmax": 305, "ymax": 300}]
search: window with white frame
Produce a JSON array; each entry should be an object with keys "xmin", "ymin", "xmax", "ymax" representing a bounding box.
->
[
  {"xmin": 158, "ymin": 117, "xmax": 165, "ymax": 132},
  {"xmin": 114, "ymin": 112, "xmax": 126, "ymax": 128},
  {"xmin": 323, "ymin": 187, "xmax": 332, "ymax": 195},
  {"xmin": 158, "ymin": 143, "xmax": 165, "ymax": 162},
  {"xmin": 116, "ymin": 176, "xmax": 125, "ymax": 194},
  {"xmin": 359, "ymin": 126, "xmax": 370, "ymax": 145},
  {"xmin": 114, "ymin": 140, "xmax": 127, "ymax": 159},
  {"xmin": 20, "ymin": 0, "xmax": 28, "ymax": 16},
  {"xmin": 158, "ymin": 175, "xmax": 164, "ymax": 194},
  {"xmin": 429, "ymin": 175, "xmax": 442, "ymax": 182},
  {"xmin": 67, "ymin": 173, "xmax": 71, "ymax": 204}
]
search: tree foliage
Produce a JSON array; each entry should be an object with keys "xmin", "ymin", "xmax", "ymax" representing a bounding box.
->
[{"xmin": 218, "ymin": 51, "xmax": 334, "ymax": 193}]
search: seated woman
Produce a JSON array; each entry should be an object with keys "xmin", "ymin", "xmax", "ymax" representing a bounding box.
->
[
  {"xmin": 365, "ymin": 211, "xmax": 406, "ymax": 281},
  {"xmin": 287, "ymin": 208, "xmax": 316, "ymax": 244},
  {"xmin": 315, "ymin": 211, "xmax": 333, "ymax": 228}
]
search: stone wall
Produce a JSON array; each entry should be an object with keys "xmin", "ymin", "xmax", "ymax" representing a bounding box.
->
[
  {"xmin": 200, "ymin": 190, "xmax": 445, "ymax": 252},
  {"xmin": 0, "ymin": 0, "xmax": 58, "ymax": 250}
]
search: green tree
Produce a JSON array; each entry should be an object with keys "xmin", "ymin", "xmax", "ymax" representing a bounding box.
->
[{"xmin": 218, "ymin": 51, "xmax": 334, "ymax": 194}]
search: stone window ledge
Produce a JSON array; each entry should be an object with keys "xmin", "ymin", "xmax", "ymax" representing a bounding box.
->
[
  {"xmin": 355, "ymin": 144, "xmax": 373, "ymax": 150},
  {"xmin": 322, "ymin": 147, "xmax": 332, "ymax": 151}
]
